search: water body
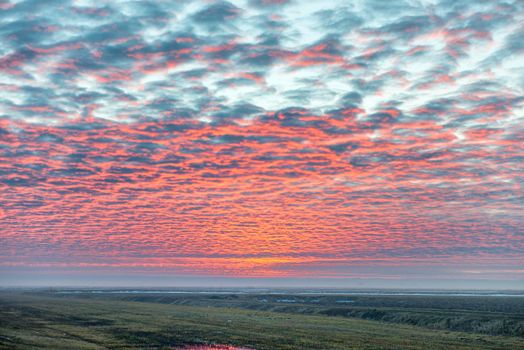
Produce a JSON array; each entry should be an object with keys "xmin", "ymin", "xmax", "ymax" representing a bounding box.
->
[
  {"xmin": 55, "ymin": 289, "xmax": 524, "ymax": 297},
  {"xmin": 173, "ymin": 345, "xmax": 253, "ymax": 350}
]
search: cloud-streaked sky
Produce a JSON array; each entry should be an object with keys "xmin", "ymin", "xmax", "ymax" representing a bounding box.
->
[{"xmin": 1, "ymin": 0, "xmax": 523, "ymax": 288}]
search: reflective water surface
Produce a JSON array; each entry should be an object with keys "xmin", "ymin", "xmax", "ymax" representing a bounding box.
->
[{"xmin": 173, "ymin": 345, "xmax": 253, "ymax": 350}]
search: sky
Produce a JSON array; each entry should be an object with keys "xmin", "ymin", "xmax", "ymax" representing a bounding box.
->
[{"xmin": 0, "ymin": 0, "xmax": 523, "ymax": 289}]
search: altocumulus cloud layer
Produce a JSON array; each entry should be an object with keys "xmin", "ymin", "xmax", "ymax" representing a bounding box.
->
[{"xmin": 0, "ymin": 0, "xmax": 523, "ymax": 282}]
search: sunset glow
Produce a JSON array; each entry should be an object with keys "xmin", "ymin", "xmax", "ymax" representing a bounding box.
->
[{"xmin": 1, "ymin": 0, "xmax": 523, "ymax": 287}]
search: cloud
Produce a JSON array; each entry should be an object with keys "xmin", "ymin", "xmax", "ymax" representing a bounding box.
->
[{"xmin": 0, "ymin": 0, "xmax": 523, "ymax": 278}]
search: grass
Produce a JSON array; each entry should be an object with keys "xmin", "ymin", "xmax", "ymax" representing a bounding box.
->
[
  {"xmin": 48, "ymin": 291, "xmax": 524, "ymax": 337},
  {"xmin": 1, "ymin": 291, "xmax": 524, "ymax": 349}
]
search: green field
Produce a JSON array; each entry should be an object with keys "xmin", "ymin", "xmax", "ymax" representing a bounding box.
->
[{"xmin": 1, "ymin": 291, "xmax": 523, "ymax": 349}]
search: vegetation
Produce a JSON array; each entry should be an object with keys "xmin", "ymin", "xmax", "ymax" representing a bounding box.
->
[
  {"xmin": 48, "ymin": 291, "xmax": 524, "ymax": 337},
  {"xmin": 1, "ymin": 291, "xmax": 523, "ymax": 349}
]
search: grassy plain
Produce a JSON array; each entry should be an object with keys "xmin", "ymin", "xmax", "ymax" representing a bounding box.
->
[{"xmin": 1, "ymin": 291, "xmax": 523, "ymax": 349}]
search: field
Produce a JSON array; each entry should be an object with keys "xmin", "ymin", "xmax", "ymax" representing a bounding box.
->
[{"xmin": 1, "ymin": 290, "xmax": 523, "ymax": 349}]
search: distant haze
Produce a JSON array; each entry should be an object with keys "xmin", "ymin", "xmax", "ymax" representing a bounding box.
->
[{"xmin": 2, "ymin": 266, "xmax": 523, "ymax": 290}]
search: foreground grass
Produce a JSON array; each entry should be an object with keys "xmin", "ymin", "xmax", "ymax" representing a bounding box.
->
[
  {"xmin": 1, "ymin": 292, "xmax": 524, "ymax": 350},
  {"xmin": 77, "ymin": 292, "xmax": 524, "ymax": 337}
]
